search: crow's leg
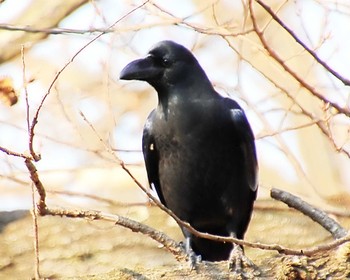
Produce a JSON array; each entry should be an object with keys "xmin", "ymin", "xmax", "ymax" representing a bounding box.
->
[
  {"xmin": 228, "ymin": 233, "xmax": 258, "ymax": 278},
  {"xmin": 182, "ymin": 229, "xmax": 201, "ymax": 270}
]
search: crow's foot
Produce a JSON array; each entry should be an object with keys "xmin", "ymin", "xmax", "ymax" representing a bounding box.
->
[
  {"xmin": 228, "ymin": 245, "xmax": 259, "ymax": 279},
  {"xmin": 180, "ymin": 238, "xmax": 202, "ymax": 270},
  {"xmin": 187, "ymin": 248, "xmax": 202, "ymax": 270}
]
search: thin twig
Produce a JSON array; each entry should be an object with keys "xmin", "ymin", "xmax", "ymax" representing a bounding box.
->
[
  {"xmin": 256, "ymin": 120, "xmax": 319, "ymax": 139},
  {"xmin": 303, "ymin": 233, "xmax": 350, "ymax": 256},
  {"xmin": 271, "ymin": 188, "xmax": 348, "ymax": 239},
  {"xmin": 0, "ymin": 146, "xmax": 32, "ymax": 159},
  {"xmin": 31, "ymin": 183, "xmax": 40, "ymax": 280},
  {"xmin": 48, "ymin": 190, "xmax": 149, "ymax": 208},
  {"xmin": 21, "ymin": 46, "xmax": 38, "ymax": 161},
  {"xmin": 150, "ymin": 2, "xmax": 254, "ymax": 37}
]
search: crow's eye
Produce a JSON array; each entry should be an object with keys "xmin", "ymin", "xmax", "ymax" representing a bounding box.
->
[
  {"xmin": 151, "ymin": 54, "xmax": 171, "ymax": 68},
  {"xmin": 161, "ymin": 58, "xmax": 171, "ymax": 67}
]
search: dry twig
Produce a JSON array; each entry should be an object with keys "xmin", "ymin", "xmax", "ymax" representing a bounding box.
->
[
  {"xmin": 48, "ymin": 189, "xmax": 148, "ymax": 208},
  {"xmin": 271, "ymin": 188, "xmax": 348, "ymax": 239},
  {"xmin": 30, "ymin": 183, "xmax": 41, "ymax": 280},
  {"xmin": 0, "ymin": 146, "xmax": 31, "ymax": 159}
]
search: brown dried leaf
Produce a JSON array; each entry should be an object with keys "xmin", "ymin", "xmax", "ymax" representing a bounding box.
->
[{"xmin": 0, "ymin": 77, "xmax": 18, "ymax": 106}]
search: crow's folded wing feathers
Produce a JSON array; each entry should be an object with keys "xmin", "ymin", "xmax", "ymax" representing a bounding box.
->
[
  {"xmin": 225, "ymin": 98, "xmax": 258, "ymax": 192},
  {"xmin": 142, "ymin": 110, "xmax": 166, "ymax": 205}
]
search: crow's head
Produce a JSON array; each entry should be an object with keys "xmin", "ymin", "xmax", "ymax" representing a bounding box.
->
[{"xmin": 120, "ymin": 40, "xmax": 208, "ymax": 91}]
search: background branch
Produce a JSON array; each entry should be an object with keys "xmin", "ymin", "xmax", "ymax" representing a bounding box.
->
[
  {"xmin": 0, "ymin": 0, "xmax": 89, "ymax": 63},
  {"xmin": 255, "ymin": 0, "xmax": 350, "ymax": 87},
  {"xmin": 249, "ymin": 0, "xmax": 350, "ymax": 117},
  {"xmin": 271, "ymin": 188, "xmax": 348, "ymax": 239}
]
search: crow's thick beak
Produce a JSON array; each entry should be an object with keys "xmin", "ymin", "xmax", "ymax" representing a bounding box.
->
[{"xmin": 119, "ymin": 56, "xmax": 163, "ymax": 81}]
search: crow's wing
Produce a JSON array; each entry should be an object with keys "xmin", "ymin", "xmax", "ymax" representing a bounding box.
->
[
  {"xmin": 224, "ymin": 98, "xmax": 258, "ymax": 192},
  {"xmin": 142, "ymin": 110, "xmax": 166, "ymax": 205}
]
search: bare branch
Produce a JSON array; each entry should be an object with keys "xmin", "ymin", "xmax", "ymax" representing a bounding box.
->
[
  {"xmin": 43, "ymin": 207, "xmax": 187, "ymax": 262},
  {"xmin": 249, "ymin": 0, "xmax": 350, "ymax": 117},
  {"xmin": 271, "ymin": 188, "xmax": 348, "ymax": 239},
  {"xmin": 256, "ymin": 0, "xmax": 350, "ymax": 86}
]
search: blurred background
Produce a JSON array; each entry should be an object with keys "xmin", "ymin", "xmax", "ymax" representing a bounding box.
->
[{"xmin": 0, "ymin": 0, "xmax": 349, "ymax": 211}]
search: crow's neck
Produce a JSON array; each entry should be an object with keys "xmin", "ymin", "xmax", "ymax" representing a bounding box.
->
[
  {"xmin": 156, "ymin": 74, "xmax": 214, "ymax": 102},
  {"xmin": 154, "ymin": 78, "xmax": 216, "ymax": 119}
]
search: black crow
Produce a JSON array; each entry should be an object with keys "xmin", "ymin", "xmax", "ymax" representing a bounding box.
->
[{"xmin": 120, "ymin": 41, "xmax": 258, "ymax": 267}]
